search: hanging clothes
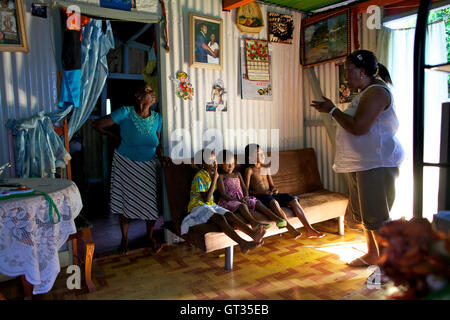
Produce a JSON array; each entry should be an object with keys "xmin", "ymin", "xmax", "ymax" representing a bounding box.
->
[
  {"xmin": 6, "ymin": 108, "xmax": 72, "ymax": 178},
  {"xmin": 58, "ymin": 8, "xmax": 91, "ymax": 109},
  {"xmin": 67, "ymin": 19, "xmax": 114, "ymax": 140}
]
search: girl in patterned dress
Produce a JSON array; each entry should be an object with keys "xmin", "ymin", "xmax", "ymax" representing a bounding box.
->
[
  {"xmin": 217, "ymin": 150, "xmax": 287, "ymax": 230},
  {"xmin": 180, "ymin": 149, "xmax": 265, "ymax": 254}
]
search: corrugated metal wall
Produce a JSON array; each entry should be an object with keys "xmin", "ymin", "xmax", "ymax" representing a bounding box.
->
[
  {"xmin": 159, "ymin": 1, "xmax": 377, "ymax": 194},
  {"xmin": 302, "ymin": 12, "xmax": 377, "ymax": 193},
  {"xmin": 0, "ymin": 1, "xmax": 58, "ymax": 177},
  {"xmin": 159, "ymin": 0, "xmax": 305, "ymax": 164}
]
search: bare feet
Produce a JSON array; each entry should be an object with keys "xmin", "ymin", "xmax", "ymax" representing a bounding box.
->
[
  {"xmin": 252, "ymin": 222, "xmax": 271, "ymax": 230},
  {"xmin": 347, "ymin": 254, "xmax": 379, "ymax": 267},
  {"xmin": 118, "ymin": 238, "xmax": 129, "ymax": 256},
  {"xmin": 252, "ymin": 225, "xmax": 266, "ymax": 243},
  {"xmin": 290, "ymin": 230, "xmax": 302, "ymax": 239},
  {"xmin": 305, "ymin": 229, "xmax": 326, "ymax": 239},
  {"xmin": 240, "ymin": 240, "xmax": 263, "ymax": 254},
  {"xmin": 149, "ymin": 238, "xmax": 167, "ymax": 253}
]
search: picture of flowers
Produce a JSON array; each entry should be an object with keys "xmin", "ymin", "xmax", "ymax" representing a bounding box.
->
[
  {"xmin": 240, "ymin": 39, "xmax": 272, "ymax": 101},
  {"xmin": 244, "ymin": 39, "xmax": 270, "ymax": 81}
]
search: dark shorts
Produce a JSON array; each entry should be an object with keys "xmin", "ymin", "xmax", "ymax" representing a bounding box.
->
[
  {"xmin": 258, "ymin": 193, "xmax": 298, "ymax": 208},
  {"xmin": 346, "ymin": 167, "xmax": 399, "ymax": 231}
]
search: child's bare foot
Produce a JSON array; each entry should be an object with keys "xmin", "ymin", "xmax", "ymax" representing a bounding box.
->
[
  {"xmin": 305, "ymin": 229, "xmax": 325, "ymax": 239},
  {"xmin": 252, "ymin": 222, "xmax": 271, "ymax": 230},
  {"xmin": 252, "ymin": 225, "xmax": 266, "ymax": 242},
  {"xmin": 240, "ymin": 241, "xmax": 263, "ymax": 254}
]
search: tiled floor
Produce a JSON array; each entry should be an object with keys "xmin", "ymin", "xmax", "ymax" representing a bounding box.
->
[
  {"xmin": 0, "ymin": 219, "xmax": 402, "ymax": 300},
  {"xmin": 77, "ymin": 183, "xmax": 166, "ymax": 258}
]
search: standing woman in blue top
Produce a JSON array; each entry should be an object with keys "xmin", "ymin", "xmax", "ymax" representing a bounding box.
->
[{"xmin": 93, "ymin": 83, "xmax": 167, "ymax": 254}]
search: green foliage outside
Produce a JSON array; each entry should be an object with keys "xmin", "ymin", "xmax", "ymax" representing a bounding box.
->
[{"xmin": 428, "ymin": 8, "xmax": 450, "ymax": 97}]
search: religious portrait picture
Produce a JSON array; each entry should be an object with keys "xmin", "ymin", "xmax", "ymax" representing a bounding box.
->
[{"xmin": 0, "ymin": 0, "xmax": 28, "ymax": 52}]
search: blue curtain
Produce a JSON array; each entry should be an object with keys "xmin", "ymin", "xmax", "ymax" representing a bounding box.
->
[{"xmin": 67, "ymin": 19, "xmax": 114, "ymax": 140}]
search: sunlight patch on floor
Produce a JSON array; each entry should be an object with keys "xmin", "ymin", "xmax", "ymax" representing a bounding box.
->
[{"xmin": 311, "ymin": 241, "xmax": 368, "ymax": 264}]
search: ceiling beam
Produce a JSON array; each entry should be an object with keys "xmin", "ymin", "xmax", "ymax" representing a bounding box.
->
[
  {"xmin": 303, "ymin": 0, "xmax": 408, "ymax": 25},
  {"xmin": 223, "ymin": 0, "xmax": 256, "ymax": 11}
]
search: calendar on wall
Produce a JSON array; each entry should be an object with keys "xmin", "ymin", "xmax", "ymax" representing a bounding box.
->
[
  {"xmin": 244, "ymin": 38, "xmax": 270, "ymax": 82},
  {"xmin": 240, "ymin": 39, "xmax": 272, "ymax": 101}
]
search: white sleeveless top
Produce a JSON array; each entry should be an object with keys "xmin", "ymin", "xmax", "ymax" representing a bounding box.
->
[{"xmin": 333, "ymin": 84, "xmax": 404, "ymax": 173}]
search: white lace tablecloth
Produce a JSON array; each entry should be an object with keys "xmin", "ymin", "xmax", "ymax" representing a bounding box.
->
[{"xmin": 0, "ymin": 178, "xmax": 82, "ymax": 294}]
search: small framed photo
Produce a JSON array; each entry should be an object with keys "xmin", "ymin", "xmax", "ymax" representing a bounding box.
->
[
  {"xmin": 31, "ymin": 3, "xmax": 48, "ymax": 19},
  {"xmin": 189, "ymin": 13, "xmax": 222, "ymax": 70},
  {"xmin": 0, "ymin": 0, "xmax": 29, "ymax": 52},
  {"xmin": 337, "ymin": 62, "xmax": 357, "ymax": 104}
]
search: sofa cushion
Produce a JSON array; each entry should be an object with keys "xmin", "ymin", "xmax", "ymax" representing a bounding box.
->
[
  {"xmin": 235, "ymin": 148, "xmax": 323, "ymax": 195},
  {"xmin": 183, "ymin": 189, "xmax": 348, "ymax": 253}
]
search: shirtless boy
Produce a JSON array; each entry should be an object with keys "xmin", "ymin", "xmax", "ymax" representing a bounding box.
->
[{"xmin": 244, "ymin": 144, "xmax": 325, "ymax": 239}]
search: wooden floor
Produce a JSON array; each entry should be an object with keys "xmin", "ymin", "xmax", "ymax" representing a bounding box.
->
[{"xmin": 0, "ymin": 220, "xmax": 401, "ymax": 300}]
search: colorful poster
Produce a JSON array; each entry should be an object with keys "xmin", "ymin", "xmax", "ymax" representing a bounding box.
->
[
  {"xmin": 244, "ymin": 38, "xmax": 270, "ymax": 82},
  {"xmin": 169, "ymin": 71, "xmax": 194, "ymax": 101}
]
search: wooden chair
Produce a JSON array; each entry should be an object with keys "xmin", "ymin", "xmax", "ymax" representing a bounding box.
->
[{"xmin": 53, "ymin": 118, "xmax": 96, "ymax": 293}]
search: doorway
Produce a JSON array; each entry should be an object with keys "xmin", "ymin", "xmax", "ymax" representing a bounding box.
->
[{"xmin": 73, "ymin": 21, "xmax": 164, "ymax": 257}]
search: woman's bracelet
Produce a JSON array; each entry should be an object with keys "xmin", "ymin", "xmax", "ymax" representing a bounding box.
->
[{"xmin": 329, "ymin": 106, "xmax": 338, "ymax": 120}]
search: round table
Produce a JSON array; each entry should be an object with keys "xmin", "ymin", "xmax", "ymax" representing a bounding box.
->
[{"xmin": 0, "ymin": 178, "xmax": 82, "ymax": 295}]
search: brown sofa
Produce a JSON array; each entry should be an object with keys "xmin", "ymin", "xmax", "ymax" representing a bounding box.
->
[{"xmin": 163, "ymin": 148, "xmax": 348, "ymax": 269}]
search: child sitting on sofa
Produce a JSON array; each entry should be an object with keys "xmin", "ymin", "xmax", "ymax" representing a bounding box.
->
[
  {"xmin": 216, "ymin": 149, "xmax": 287, "ymax": 230},
  {"xmin": 244, "ymin": 144, "xmax": 325, "ymax": 239},
  {"xmin": 180, "ymin": 149, "xmax": 266, "ymax": 254}
]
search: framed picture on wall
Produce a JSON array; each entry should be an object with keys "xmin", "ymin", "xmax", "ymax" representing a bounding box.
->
[
  {"xmin": 336, "ymin": 62, "xmax": 358, "ymax": 104},
  {"xmin": 0, "ymin": 0, "xmax": 29, "ymax": 52},
  {"xmin": 268, "ymin": 12, "xmax": 294, "ymax": 44},
  {"xmin": 301, "ymin": 9, "xmax": 350, "ymax": 67},
  {"xmin": 189, "ymin": 13, "xmax": 222, "ymax": 70}
]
